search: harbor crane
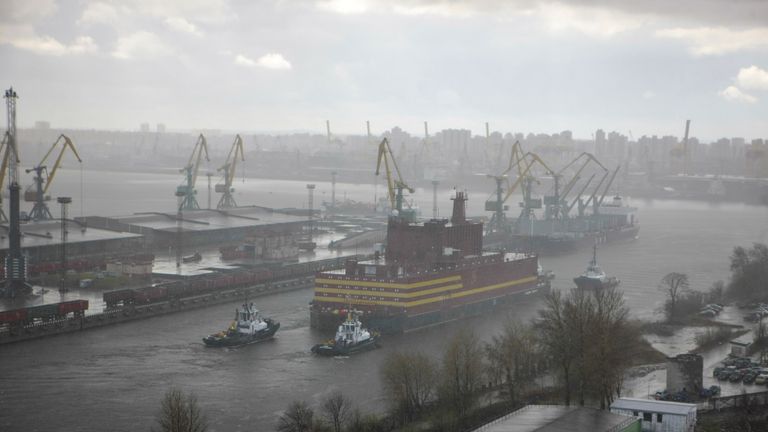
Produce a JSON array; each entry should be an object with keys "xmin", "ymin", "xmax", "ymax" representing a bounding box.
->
[
  {"xmin": 25, "ymin": 134, "xmax": 81, "ymax": 220},
  {"xmin": 216, "ymin": 134, "xmax": 244, "ymax": 209},
  {"xmin": 485, "ymin": 140, "xmax": 526, "ymax": 234},
  {"xmin": 551, "ymin": 152, "xmax": 607, "ymax": 219},
  {"xmin": 176, "ymin": 134, "xmax": 209, "ymax": 210},
  {"xmin": 375, "ymin": 137, "xmax": 415, "ymax": 220}
]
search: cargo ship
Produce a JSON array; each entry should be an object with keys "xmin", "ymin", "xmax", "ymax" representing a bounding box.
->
[{"xmin": 309, "ymin": 192, "xmax": 544, "ymax": 334}]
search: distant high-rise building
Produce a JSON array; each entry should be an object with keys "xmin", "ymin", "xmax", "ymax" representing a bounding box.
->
[
  {"xmin": 157, "ymin": 123, "xmax": 166, "ymax": 133},
  {"xmin": 34, "ymin": 121, "xmax": 50, "ymax": 130},
  {"xmin": 140, "ymin": 123, "xmax": 150, "ymax": 133},
  {"xmin": 595, "ymin": 129, "xmax": 606, "ymax": 156}
]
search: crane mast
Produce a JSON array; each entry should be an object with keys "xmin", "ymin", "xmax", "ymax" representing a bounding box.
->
[
  {"xmin": 26, "ymin": 134, "xmax": 82, "ymax": 220},
  {"xmin": 3, "ymin": 87, "xmax": 30, "ymax": 298},
  {"xmin": 216, "ymin": 134, "xmax": 244, "ymax": 209},
  {"xmin": 177, "ymin": 134, "xmax": 209, "ymax": 210}
]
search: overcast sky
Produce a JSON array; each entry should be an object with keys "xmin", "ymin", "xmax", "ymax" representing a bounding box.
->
[{"xmin": 1, "ymin": 0, "xmax": 767, "ymax": 140}]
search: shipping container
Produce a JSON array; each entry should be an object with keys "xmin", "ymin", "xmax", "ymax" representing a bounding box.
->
[
  {"xmin": 27, "ymin": 303, "xmax": 61, "ymax": 320},
  {"xmin": 0, "ymin": 308, "xmax": 28, "ymax": 324},
  {"xmin": 58, "ymin": 300, "xmax": 89, "ymax": 316}
]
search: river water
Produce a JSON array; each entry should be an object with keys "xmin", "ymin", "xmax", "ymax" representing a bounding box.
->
[{"xmin": 1, "ymin": 169, "xmax": 767, "ymax": 431}]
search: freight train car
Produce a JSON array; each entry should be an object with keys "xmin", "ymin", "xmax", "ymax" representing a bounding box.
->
[{"xmin": 0, "ymin": 300, "xmax": 89, "ymax": 328}]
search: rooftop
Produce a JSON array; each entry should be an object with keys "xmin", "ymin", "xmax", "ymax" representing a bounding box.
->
[
  {"xmin": 610, "ymin": 398, "xmax": 697, "ymax": 415},
  {"xmin": 85, "ymin": 206, "xmax": 306, "ymax": 233},
  {"xmin": 0, "ymin": 220, "xmax": 142, "ymax": 250},
  {"xmin": 472, "ymin": 405, "xmax": 637, "ymax": 432}
]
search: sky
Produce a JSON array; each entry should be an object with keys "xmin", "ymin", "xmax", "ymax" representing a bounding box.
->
[{"xmin": 0, "ymin": 0, "xmax": 767, "ymax": 141}]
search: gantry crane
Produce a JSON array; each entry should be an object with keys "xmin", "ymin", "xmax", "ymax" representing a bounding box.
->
[
  {"xmin": 375, "ymin": 137, "xmax": 415, "ymax": 221},
  {"xmin": 25, "ymin": 134, "xmax": 81, "ymax": 220},
  {"xmin": 549, "ymin": 152, "xmax": 607, "ymax": 219},
  {"xmin": 216, "ymin": 134, "xmax": 244, "ymax": 209},
  {"xmin": 176, "ymin": 134, "xmax": 209, "ymax": 210}
]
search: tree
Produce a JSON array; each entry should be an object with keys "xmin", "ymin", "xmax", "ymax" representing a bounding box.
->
[
  {"xmin": 277, "ymin": 401, "xmax": 315, "ymax": 432},
  {"xmin": 380, "ymin": 351, "xmax": 437, "ymax": 424},
  {"xmin": 728, "ymin": 243, "xmax": 768, "ymax": 301},
  {"xmin": 588, "ymin": 287, "xmax": 632, "ymax": 409},
  {"xmin": 538, "ymin": 290, "xmax": 574, "ymax": 406},
  {"xmin": 660, "ymin": 272, "xmax": 689, "ymax": 322},
  {"xmin": 486, "ymin": 319, "xmax": 540, "ymax": 403},
  {"xmin": 321, "ymin": 391, "xmax": 351, "ymax": 432},
  {"xmin": 154, "ymin": 388, "xmax": 208, "ymax": 432},
  {"xmin": 439, "ymin": 328, "xmax": 485, "ymax": 415}
]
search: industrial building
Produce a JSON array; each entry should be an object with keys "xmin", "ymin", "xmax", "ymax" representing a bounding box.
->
[
  {"xmin": 610, "ymin": 398, "xmax": 697, "ymax": 432},
  {"xmin": 80, "ymin": 206, "xmax": 307, "ymax": 248},
  {"xmin": 471, "ymin": 405, "xmax": 639, "ymax": 432},
  {"xmin": 0, "ymin": 219, "xmax": 143, "ymax": 264}
]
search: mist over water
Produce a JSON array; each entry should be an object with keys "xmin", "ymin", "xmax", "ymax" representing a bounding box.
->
[{"xmin": 1, "ymin": 168, "xmax": 766, "ymax": 431}]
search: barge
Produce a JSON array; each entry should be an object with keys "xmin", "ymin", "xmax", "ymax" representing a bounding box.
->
[{"xmin": 310, "ymin": 192, "xmax": 545, "ymax": 334}]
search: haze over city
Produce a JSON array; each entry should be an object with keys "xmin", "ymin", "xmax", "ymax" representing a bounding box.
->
[{"xmin": 1, "ymin": 0, "xmax": 767, "ymax": 139}]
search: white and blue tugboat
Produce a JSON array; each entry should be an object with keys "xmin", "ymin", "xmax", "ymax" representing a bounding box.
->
[
  {"xmin": 203, "ymin": 302, "xmax": 279, "ymax": 347},
  {"xmin": 311, "ymin": 311, "xmax": 379, "ymax": 356},
  {"xmin": 573, "ymin": 244, "xmax": 620, "ymax": 290}
]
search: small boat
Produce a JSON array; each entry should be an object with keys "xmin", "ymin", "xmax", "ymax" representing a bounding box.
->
[
  {"xmin": 182, "ymin": 252, "xmax": 202, "ymax": 263},
  {"xmin": 311, "ymin": 311, "xmax": 379, "ymax": 356},
  {"xmin": 573, "ymin": 244, "xmax": 620, "ymax": 290},
  {"xmin": 203, "ymin": 302, "xmax": 280, "ymax": 347}
]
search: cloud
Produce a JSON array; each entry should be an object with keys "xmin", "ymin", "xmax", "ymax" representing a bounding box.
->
[
  {"xmin": 317, "ymin": 0, "xmax": 373, "ymax": 15},
  {"xmin": 0, "ymin": 31, "xmax": 98, "ymax": 56},
  {"xmin": 164, "ymin": 16, "xmax": 203, "ymax": 36},
  {"xmin": 0, "ymin": 0, "xmax": 57, "ymax": 24},
  {"xmin": 235, "ymin": 53, "xmax": 292, "ymax": 70},
  {"xmin": 79, "ymin": 2, "xmax": 124, "ymax": 25},
  {"xmin": 234, "ymin": 54, "xmax": 256, "ymax": 67},
  {"xmin": 642, "ymin": 90, "xmax": 655, "ymax": 99},
  {"xmin": 125, "ymin": 0, "xmax": 235, "ymax": 24},
  {"xmin": 719, "ymin": 86, "xmax": 757, "ymax": 103},
  {"xmin": 736, "ymin": 65, "xmax": 768, "ymax": 91},
  {"xmin": 257, "ymin": 53, "xmax": 292, "ymax": 70},
  {"xmin": 655, "ymin": 27, "xmax": 768, "ymax": 56},
  {"xmin": 538, "ymin": 2, "xmax": 644, "ymax": 37},
  {"xmin": 112, "ymin": 31, "xmax": 172, "ymax": 60}
]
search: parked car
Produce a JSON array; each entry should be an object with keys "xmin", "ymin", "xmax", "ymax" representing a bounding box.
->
[
  {"xmin": 755, "ymin": 374, "xmax": 768, "ymax": 385},
  {"xmin": 744, "ymin": 373, "xmax": 757, "ymax": 384}
]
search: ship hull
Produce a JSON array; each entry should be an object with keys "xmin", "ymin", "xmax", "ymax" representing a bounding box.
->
[
  {"xmin": 311, "ymin": 273, "xmax": 549, "ymax": 334},
  {"xmin": 202, "ymin": 321, "xmax": 280, "ymax": 347},
  {"xmin": 311, "ymin": 335, "xmax": 379, "ymax": 356},
  {"xmin": 493, "ymin": 225, "xmax": 639, "ymax": 255}
]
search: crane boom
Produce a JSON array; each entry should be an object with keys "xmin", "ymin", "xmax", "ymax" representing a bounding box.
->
[
  {"xmin": 566, "ymin": 172, "xmax": 596, "ymax": 215},
  {"xmin": 184, "ymin": 134, "xmax": 209, "ymax": 189},
  {"xmin": 503, "ymin": 152, "xmax": 555, "ymax": 203},
  {"xmin": 375, "ymin": 138, "xmax": 413, "ymax": 214},
  {"xmin": 39, "ymin": 134, "xmax": 82, "ymax": 194},
  {"xmin": 597, "ymin": 165, "xmax": 621, "ymax": 207},
  {"xmin": 216, "ymin": 134, "xmax": 245, "ymax": 209}
]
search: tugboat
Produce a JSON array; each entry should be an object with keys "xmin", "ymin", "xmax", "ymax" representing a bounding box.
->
[
  {"xmin": 573, "ymin": 244, "xmax": 620, "ymax": 290},
  {"xmin": 311, "ymin": 311, "xmax": 379, "ymax": 356},
  {"xmin": 203, "ymin": 302, "xmax": 280, "ymax": 347}
]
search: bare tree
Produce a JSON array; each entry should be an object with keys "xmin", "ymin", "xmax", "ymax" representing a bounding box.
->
[
  {"xmin": 538, "ymin": 290, "xmax": 574, "ymax": 406},
  {"xmin": 440, "ymin": 328, "xmax": 484, "ymax": 415},
  {"xmin": 588, "ymin": 287, "xmax": 631, "ymax": 409},
  {"xmin": 321, "ymin": 390, "xmax": 352, "ymax": 432},
  {"xmin": 660, "ymin": 272, "xmax": 689, "ymax": 322},
  {"xmin": 380, "ymin": 351, "xmax": 437, "ymax": 423},
  {"xmin": 486, "ymin": 319, "xmax": 540, "ymax": 403},
  {"xmin": 155, "ymin": 388, "xmax": 208, "ymax": 432},
  {"xmin": 277, "ymin": 401, "xmax": 315, "ymax": 432}
]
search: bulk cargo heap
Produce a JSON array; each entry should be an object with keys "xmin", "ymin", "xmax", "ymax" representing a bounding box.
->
[{"xmin": 310, "ymin": 191, "xmax": 543, "ymax": 333}]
